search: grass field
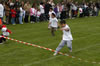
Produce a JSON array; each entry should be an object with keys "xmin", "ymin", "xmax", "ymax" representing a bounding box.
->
[{"xmin": 0, "ymin": 16, "xmax": 100, "ymax": 66}]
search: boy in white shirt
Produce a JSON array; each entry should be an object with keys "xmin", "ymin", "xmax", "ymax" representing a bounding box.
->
[
  {"xmin": 53, "ymin": 20, "xmax": 73, "ymax": 56},
  {"xmin": 49, "ymin": 13, "xmax": 58, "ymax": 36}
]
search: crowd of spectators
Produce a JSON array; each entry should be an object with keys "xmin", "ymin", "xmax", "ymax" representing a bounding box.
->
[{"xmin": 0, "ymin": 0, "xmax": 100, "ymax": 25}]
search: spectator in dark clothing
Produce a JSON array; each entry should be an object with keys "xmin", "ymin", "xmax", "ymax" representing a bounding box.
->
[
  {"xmin": 24, "ymin": 1, "xmax": 31, "ymax": 23},
  {"xmin": 4, "ymin": 2, "xmax": 10, "ymax": 24},
  {"xmin": 14, "ymin": 0, "xmax": 20, "ymax": 24},
  {"xmin": 45, "ymin": 1, "xmax": 52, "ymax": 20},
  {"xmin": 60, "ymin": 2, "xmax": 67, "ymax": 20},
  {"xmin": 14, "ymin": 0, "xmax": 20, "ymax": 8},
  {"xmin": 66, "ymin": 2, "xmax": 71, "ymax": 18},
  {"xmin": 95, "ymin": 1, "xmax": 100, "ymax": 16}
]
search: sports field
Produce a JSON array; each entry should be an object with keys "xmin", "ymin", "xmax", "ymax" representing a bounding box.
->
[{"xmin": 0, "ymin": 16, "xmax": 100, "ymax": 66}]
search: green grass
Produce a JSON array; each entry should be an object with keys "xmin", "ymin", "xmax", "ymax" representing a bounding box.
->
[{"xmin": 0, "ymin": 16, "xmax": 100, "ymax": 66}]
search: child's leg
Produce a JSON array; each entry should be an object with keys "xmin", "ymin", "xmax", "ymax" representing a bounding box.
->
[
  {"xmin": 33, "ymin": 16, "xmax": 36, "ymax": 23},
  {"xmin": 48, "ymin": 23, "xmax": 51, "ymax": 29},
  {"xmin": 51, "ymin": 27, "xmax": 55, "ymax": 36},
  {"xmin": 2, "ymin": 37, "xmax": 6, "ymax": 42},
  {"xmin": 0, "ymin": 38, "xmax": 3, "ymax": 43},
  {"xmin": 66, "ymin": 40, "xmax": 72, "ymax": 52},
  {"xmin": 55, "ymin": 40, "xmax": 66, "ymax": 53}
]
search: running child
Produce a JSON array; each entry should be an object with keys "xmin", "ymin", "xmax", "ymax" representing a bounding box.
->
[
  {"xmin": 53, "ymin": 20, "xmax": 73, "ymax": 56},
  {"xmin": 49, "ymin": 13, "xmax": 58, "ymax": 36},
  {"xmin": 0, "ymin": 19, "xmax": 12, "ymax": 44}
]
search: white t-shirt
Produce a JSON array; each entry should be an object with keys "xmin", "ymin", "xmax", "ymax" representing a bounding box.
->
[
  {"xmin": 20, "ymin": 7, "xmax": 24, "ymax": 16},
  {"xmin": 2, "ymin": 27, "xmax": 9, "ymax": 36},
  {"xmin": 49, "ymin": 17, "xmax": 58, "ymax": 28},
  {"xmin": 0, "ymin": 4, "xmax": 4, "ymax": 17},
  {"xmin": 31, "ymin": 8, "xmax": 37, "ymax": 16},
  {"xmin": 37, "ymin": 11, "xmax": 41, "ymax": 17},
  {"xmin": 40, "ymin": 5, "xmax": 44, "ymax": 14},
  {"xmin": 71, "ymin": 4, "xmax": 77, "ymax": 10},
  {"xmin": 79, "ymin": 8, "xmax": 83, "ymax": 14},
  {"xmin": 62, "ymin": 25, "xmax": 73, "ymax": 40},
  {"xmin": 49, "ymin": 11, "xmax": 55, "ymax": 20}
]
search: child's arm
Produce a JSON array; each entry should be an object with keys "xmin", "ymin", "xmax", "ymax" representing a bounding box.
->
[
  {"xmin": 7, "ymin": 29, "xmax": 12, "ymax": 34},
  {"xmin": 60, "ymin": 28, "xmax": 69, "ymax": 31}
]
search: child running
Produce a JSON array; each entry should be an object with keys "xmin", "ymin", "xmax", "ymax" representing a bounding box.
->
[
  {"xmin": 53, "ymin": 20, "xmax": 73, "ymax": 56},
  {"xmin": 49, "ymin": 13, "xmax": 58, "ymax": 36},
  {"xmin": 0, "ymin": 19, "xmax": 12, "ymax": 44}
]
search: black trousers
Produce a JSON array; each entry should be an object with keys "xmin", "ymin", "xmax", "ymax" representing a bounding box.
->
[
  {"xmin": 30, "ymin": 16, "xmax": 36, "ymax": 22},
  {"xmin": 0, "ymin": 37, "xmax": 6, "ymax": 43},
  {"xmin": 15, "ymin": 17, "xmax": 19, "ymax": 24},
  {"xmin": 24, "ymin": 15, "xmax": 29, "ymax": 23},
  {"xmin": 40, "ymin": 14, "xmax": 46, "ymax": 22},
  {"xmin": 60, "ymin": 11, "xmax": 67, "ymax": 20},
  {"xmin": 79, "ymin": 13, "xmax": 83, "ymax": 17},
  {"xmin": 6, "ymin": 16, "xmax": 10, "ymax": 24}
]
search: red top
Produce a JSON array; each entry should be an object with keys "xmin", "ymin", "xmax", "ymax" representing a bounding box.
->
[
  {"xmin": 11, "ymin": 9, "xmax": 16, "ymax": 18},
  {"xmin": 0, "ymin": 25, "xmax": 12, "ymax": 34}
]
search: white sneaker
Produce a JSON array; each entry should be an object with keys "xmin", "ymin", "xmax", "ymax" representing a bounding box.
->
[
  {"xmin": 0, "ymin": 43, "xmax": 3, "ymax": 44},
  {"xmin": 53, "ymin": 53, "xmax": 58, "ymax": 56}
]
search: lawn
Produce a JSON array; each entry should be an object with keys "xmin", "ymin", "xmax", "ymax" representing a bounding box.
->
[{"xmin": 0, "ymin": 16, "xmax": 100, "ymax": 66}]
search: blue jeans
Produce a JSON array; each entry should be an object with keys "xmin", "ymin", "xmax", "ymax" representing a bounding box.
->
[
  {"xmin": 11, "ymin": 18, "xmax": 15, "ymax": 24},
  {"xmin": 55, "ymin": 40, "xmax": 72, "ymax": 53},
  {"xmin": 19, "ymin": 16, "xmax": 23, "ymax": 24}
]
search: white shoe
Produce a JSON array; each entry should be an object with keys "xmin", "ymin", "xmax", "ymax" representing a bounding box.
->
[
  {"xmin": 53, "ymin": 53, "xmax": 58, "ymax": 56},
  {"xmin": 0, "ymin": 43, "xmax": 3, "ymax": 44}
]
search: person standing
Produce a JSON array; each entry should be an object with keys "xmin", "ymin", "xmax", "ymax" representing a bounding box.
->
[
  {"xmin": 95, "ymin": 1, "xmax": 100, "ymax": 16},
  {"xmin": 14, "ymin": 0, "xmax": 20, "ymax": 24},
  {"xmin": 45, "ymin": 1, "xmax": 52, "ymax": 20},
  {"xmin": 19, "ymin": 5, "xmax": 24, "ymax": 24},
  {"xmin": 30, "ymin": 4, "xmax": 37, "ymax": 23},
  {"xmin": 39, "ymin": 2, "xmax": 45, "ymax": 21},
  {"xmin": 0, "ymin": 1, "xmax": 4, "ymax": 22},
  {"xmin": 11, "ymin": 7, "xmax": 16, "ymax": 25},
  {"xmin": 53, "ymin": 20, "xmax": 73, "ymax": 56},
  {"xmin": 24, "ymin": 1, "xmax": 31, "ymax": 23},
  {"xmin": 36, "ymin": 9, "xmax": 41, "ymax": 22},
  {"xmin": 4, "ymin": 2, "xmax": 10, "ymax": 24}
]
